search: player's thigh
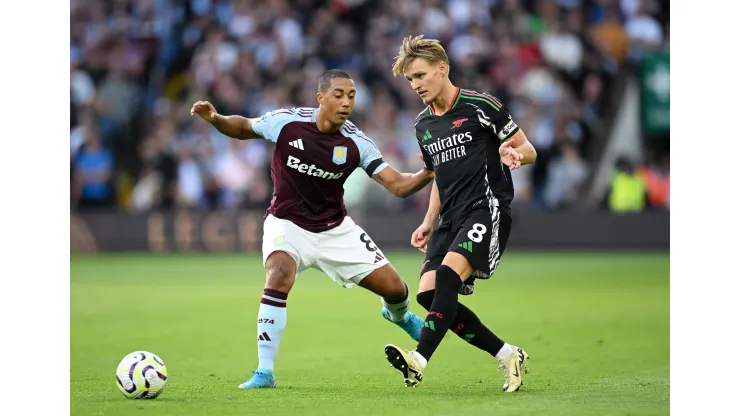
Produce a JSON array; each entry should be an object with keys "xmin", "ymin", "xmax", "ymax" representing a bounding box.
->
[
  {"xmin": 418, "ymin": 224, "xmax": 453, "ymax": 291},
  {"xmin": 441, "ymin": 251, "xmax": 475, "ymax": 280},
  {"xmin": 447, "ymin": 209, "xmax": 496, "ymax": 279},
  {"xmin": 420, "ymin": 222, "xmax": 455, "ymax": 280},
  {"xmin": 262, "ymin": 214, "xmax": 314, "ymax": 277},
  {"xmin": 313, "ymin": 217, "xmax": 389, "ymax": 288},
  {"xmin": 477, "ymin": 209, "xmax": 512, "ymax": 278}
]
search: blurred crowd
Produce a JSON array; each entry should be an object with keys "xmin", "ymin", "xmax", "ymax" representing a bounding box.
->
[{"xmin": 70, "ymin": 0, "xmax": 670, "ymax": 215}]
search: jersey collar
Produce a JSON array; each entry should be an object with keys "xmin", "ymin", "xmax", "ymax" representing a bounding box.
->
[{"xmin": 428, "ymin": 87, "xmax": 461, "ymax": 116}]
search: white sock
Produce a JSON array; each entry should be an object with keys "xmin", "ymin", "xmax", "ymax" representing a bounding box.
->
[
  {"xmin": 257, "ymin": 289, "xmax": 288, "ymax": 372},
  {"xmin": 411, "ymin": 350, "xmax": 428, "ymax": 369},
  {"xmin": 495, "ymin": 343, "xmax": 514, "ymax": 361},
  {"xmin": 382, "ymin": 283, "xmax": 410, "ymax": 322}
]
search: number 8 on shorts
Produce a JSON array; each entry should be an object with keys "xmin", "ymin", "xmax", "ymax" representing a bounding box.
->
[
  {"xmin": 467, "ymin": 223, "xmax": 487, "ymax": 243},
  {"xmin": 449, "ymin": 208, "xmax": 500, "ymax": 279}
]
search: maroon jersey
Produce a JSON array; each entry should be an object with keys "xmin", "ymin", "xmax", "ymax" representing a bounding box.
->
[{"xmin": 252, "ymin": 107, "xmax": 388, "ymax": 232}]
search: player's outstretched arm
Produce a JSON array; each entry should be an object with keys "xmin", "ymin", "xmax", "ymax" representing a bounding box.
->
[
  {"xmin": 499, "ymin": 130, "xmax": 537, "ymax": 170},
  {"xmin": 371, "ymin": 165, "xmax": 434, "ymax": 198},
  {"xmin": 190, "ymin": 101, "xmax": 261, "ymax": 140}
]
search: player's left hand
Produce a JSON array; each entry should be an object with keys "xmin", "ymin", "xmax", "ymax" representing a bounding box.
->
[{"xmin": 499, "ymin": 140, "xmax": 524, "ymax": 170}]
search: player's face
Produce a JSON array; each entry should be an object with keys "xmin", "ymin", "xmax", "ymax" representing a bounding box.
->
[
  {"xmin": 317, "ymin": 78, "xmax": 356, "ymax": 125},
  {"xmin": 404, "ymin": 58, "xmax": 447, "ymax": 105}
]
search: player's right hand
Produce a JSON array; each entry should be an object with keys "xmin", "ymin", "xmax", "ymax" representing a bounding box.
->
[
  {"xmin": 411, "ymin": 222, "xmax": 433, "ymax": 254},
  {"xmin": 190, "ymin": 101, "xmax": 218, "ymax": 123},
  {"xmin": 499, "ymin": 140, "xmax": 524, "ymax": 170}
]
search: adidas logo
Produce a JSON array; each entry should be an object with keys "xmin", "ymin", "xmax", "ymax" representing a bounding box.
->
[
  {"xmin": 374, "ymin": 252, "xmax": 385, "ymax": 263},
  {"xmin": 421, "ymin": 130, "xmax": 432, "ymax": 142},
  {"xmin": 289, "ymin": 138, "xmax": 305, "ymax": 150},
  {"xmin": 423, "ymin": 321, "xmax": 436, "ymax": 330},
  {"xmin": 458, "ymin": 241, "xmax": 473, "ymax": 252},
  {"xmin": 258, "ymin": 332, "xmax": 272, "ymax": 341}
]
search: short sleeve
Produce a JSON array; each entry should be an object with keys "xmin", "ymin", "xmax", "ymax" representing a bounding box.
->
[
  {"xmin": 493, "ymin": 111, "xmax": 520, "ymax": 142},
  {"xmin": 418, "ymin": 142, "xmax": 434, "ymax": 171},
  {"xmin": 251, "ymin": 108, "xmax": 304, "ymax": 143},
  {"xmin": 342, "ymin": 123, "xmax": 388, "ymax": 177},
  {"xmin": 468, "ymin": 92, "xmax": 521, "ymax": 141}
]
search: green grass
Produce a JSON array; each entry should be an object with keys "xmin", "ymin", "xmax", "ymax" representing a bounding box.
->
[{"xmin": 71, "ymin": 252, "xmax": 669, "ymax": 416}]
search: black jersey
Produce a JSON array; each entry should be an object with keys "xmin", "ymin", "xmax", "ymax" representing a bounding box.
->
[{"xmin": 415, "ymin": 88, "xmax": 521, "ymax": 218}]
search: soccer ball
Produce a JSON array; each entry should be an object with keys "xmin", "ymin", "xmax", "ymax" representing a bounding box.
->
[{"xmin": 115, "ymin": 351, "xmax": 168, "ymax": 399}]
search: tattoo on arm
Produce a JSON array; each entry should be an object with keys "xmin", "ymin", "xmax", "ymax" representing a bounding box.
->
[{"xmin": 373, "ymin": 174, "xmax": 384, "ymax": 184}]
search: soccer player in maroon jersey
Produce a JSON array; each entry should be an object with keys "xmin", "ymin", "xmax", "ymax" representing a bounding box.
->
[{"xmin": 191, "ymin": 70, "xmax": 434, "ymax": 389}]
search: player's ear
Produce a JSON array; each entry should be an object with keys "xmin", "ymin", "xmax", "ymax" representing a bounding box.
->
[
  {"xmin": 439, "ymin": 61, "xmax": 448, "ymax": 77},
  {"xmin": 316, "ymin": 92, "xmax": 323, "ymax": 106}
]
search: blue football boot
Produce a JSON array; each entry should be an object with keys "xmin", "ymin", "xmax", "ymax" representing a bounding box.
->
[
  {"xmin": 238, "ymin": 369, "xmax": 276, "ymax": 389},
  {"xmin": 382, "ymin": 309, "xmax": 423, "ymax": 341}
]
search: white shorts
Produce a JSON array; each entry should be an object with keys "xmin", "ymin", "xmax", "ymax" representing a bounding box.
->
[{"xmin": 261, "ymin": 214, "xmax": 390, "ymax": 288}]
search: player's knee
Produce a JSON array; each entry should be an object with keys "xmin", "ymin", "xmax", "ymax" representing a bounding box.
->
[
  {"xmin": 363, "ymin": 265, "xmax": 408, "ymax": 301},
  {"xmin": 436, "ymin": 265, "xmax": 463, "ymax": 291},
  {"xmin": 384, "ymin": 277, "xmax": 408, "ymax": 301},
  {"xmin": 416, "ymin": 290, "xmax": 435, "ymax": 310},
  {"xmin": 266, "ymin": 265, "xmax": 295, "ymax": 292},
  {"xmin": 264, "ymin": 252, "xmax": 296, "ymax": 292},
  {"xmin": 419, "ymin": 271, "xmax": 436, "ymax": 292}
]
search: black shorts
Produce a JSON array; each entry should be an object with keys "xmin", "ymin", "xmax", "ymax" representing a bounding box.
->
[{"xmin": 421, "ymin": 205, "xmax": 512, "ymax": 280}]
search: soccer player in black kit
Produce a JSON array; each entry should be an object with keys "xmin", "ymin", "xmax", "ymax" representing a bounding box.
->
[{"xmin": 383, "ymin": 35, "xmax": 538, "ymax": 393}]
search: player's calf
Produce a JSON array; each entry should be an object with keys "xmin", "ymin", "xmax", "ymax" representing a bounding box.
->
[
  {"xmin": 361, "ymin": 265, "xmax": 423, "ymax": 341},
  {"xmin": 415, "ymin": 265, "xmax": 464, "ymax": 361},
  {"xmin": 417, "ymin": 290, "xmax": 506, "ymax": 356},
  {"xmin": 246, "ymin": 251, "xmax": 296, "ymax": 387},
  {"xmin": 360, "ymin": 264, "xmax": 412, "ymax": 321}
]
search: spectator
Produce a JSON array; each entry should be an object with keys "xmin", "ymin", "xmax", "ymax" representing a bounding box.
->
[
  {"xmin": 72, "ymin": 134, "xmax": 116, "ymax": 210},
  {"xmin": 543, "ymin": 142, "xmax": 588, "ymax": 210},
  {"xmin": 606, "ymin": 157, "xmax": 647, "ymax": 214},
  {"xmin": 641, "ymin": 154, "xmax": 669, "ymax": 210},
  {"xmin": 68, "ymin": 0, "xmax": 669, "ymax": 215},
  {"xmin": 624, "ymin": 0, "xmax": 664, "ymax": 61},
  {"xmin": 540, "ymin": 19, "xmax": 583, "ymax": 73},
  {"xmin": 591, "ymin": 5, "xmax": 630, "ymax": 66}
]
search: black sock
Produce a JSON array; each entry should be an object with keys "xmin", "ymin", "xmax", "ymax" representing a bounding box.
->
[
  {"xmin": 416, "ymin": 265, "xmax": 462, "ymax": 361},
  {"xmin": 417, "ymin": 290, "xmax": 505, "ymax": 358},
  {"xmin": 453, "ymin": 303, "xmax": 506, "ymax": 357}
]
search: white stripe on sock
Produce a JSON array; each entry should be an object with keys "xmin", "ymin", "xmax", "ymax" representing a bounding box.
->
[{"xmin": 262, "ymin": 295, "xmax": 286, "ymax": 304}]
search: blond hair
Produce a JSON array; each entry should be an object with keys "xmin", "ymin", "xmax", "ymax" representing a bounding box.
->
[{"xmin": 391, "ymin": 35, "xmax": 450, "ymax": 77}]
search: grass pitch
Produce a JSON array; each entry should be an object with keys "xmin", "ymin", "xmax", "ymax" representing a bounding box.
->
[{"xmin": 71, "ymin": 251, "xmax": 669, "ymax": 415}]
